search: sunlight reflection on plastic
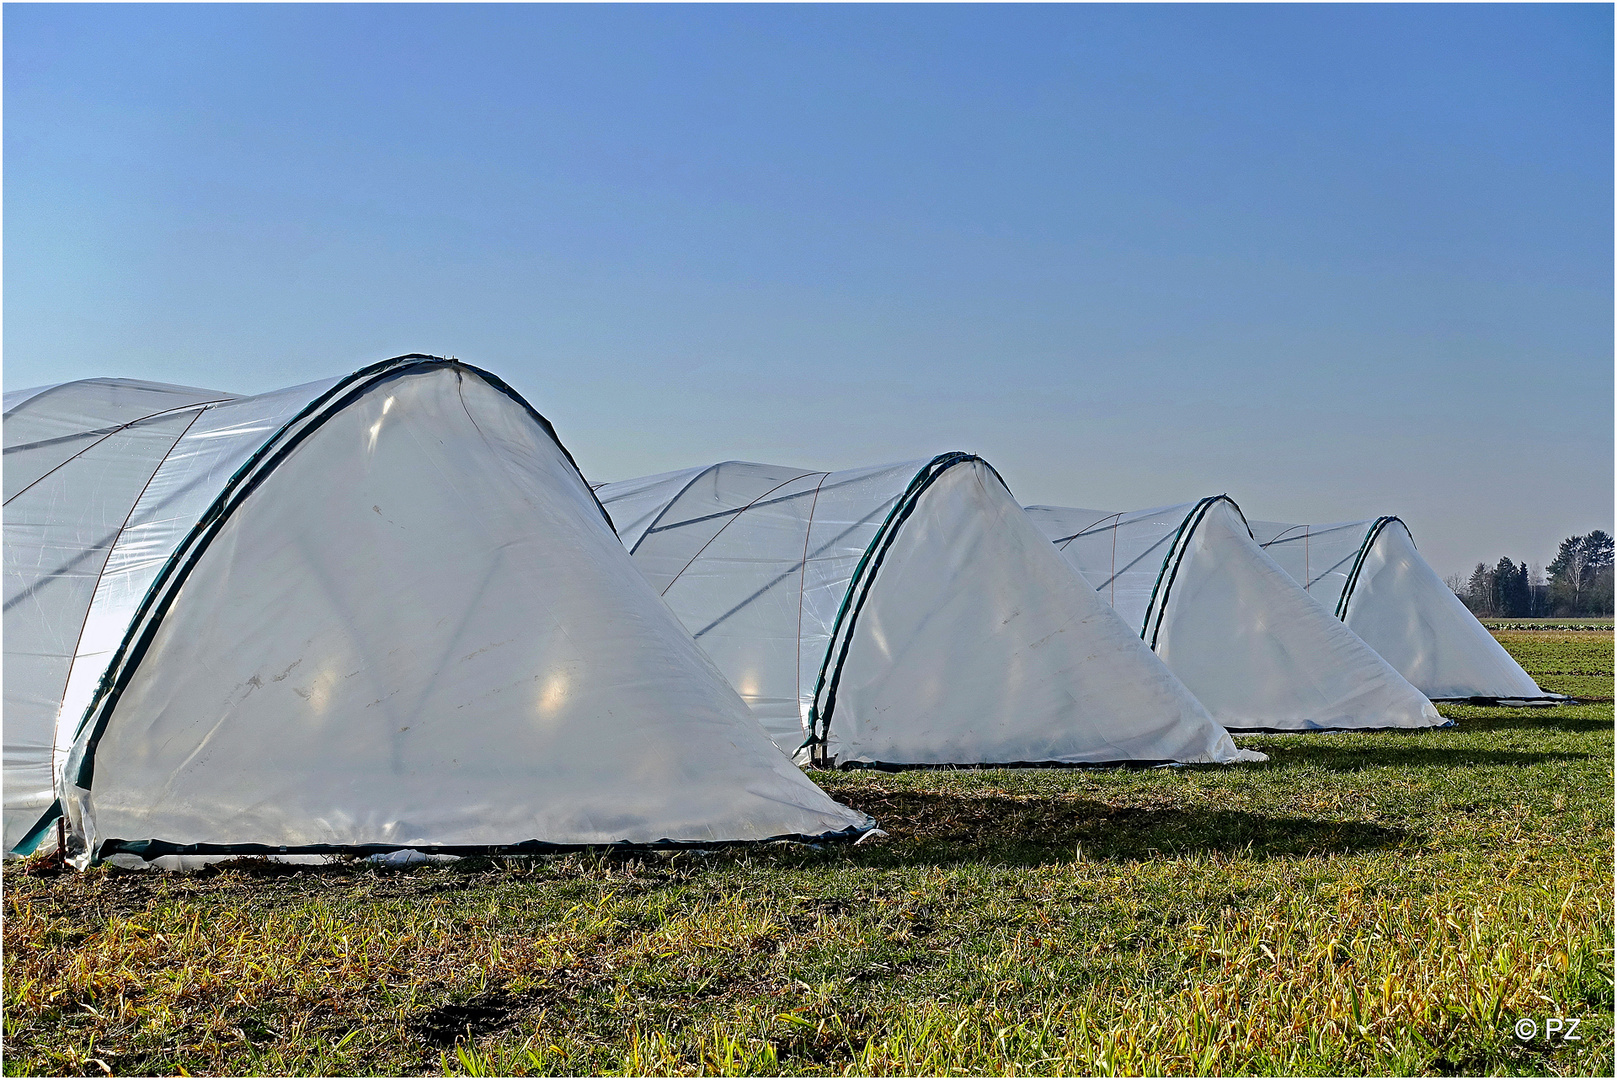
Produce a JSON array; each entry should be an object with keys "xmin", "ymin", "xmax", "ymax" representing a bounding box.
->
[
  {"xmin": 300, "ymin": 668, "xmax": 338, "ymax": 716},
  {"xmin": 366, "ymin": 397, "xmax": 395, "ymax": 453},
  {"xmin": 536, "ymin": 669, "xmax": 569, "ymax": 719}
]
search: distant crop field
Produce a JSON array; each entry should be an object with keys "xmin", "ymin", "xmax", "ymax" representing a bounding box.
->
[
  {"xmin": 1487, "ymin": 629, "xmax": 1614, "ymax": 703},
  {"xmin": 1482, "ymin": 618, "xmax": 1613, "ymax": 631},
  {"xmin": 4, "ymin": 630, "xmax": 1612, "ymax": 1077}
]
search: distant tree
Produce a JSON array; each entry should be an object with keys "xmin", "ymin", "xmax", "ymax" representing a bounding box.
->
[
  {"xmin": 1592, "ymin": 563, "xmax": 1616, "ymax": 617},
  {"xmin": 1589, "ymin": 529, "xmax": 1615, "ymax": 576},
  {"xmin": 1548, "ymin": 537, "xmax": 1586, "ymax": 614},
  {"xmin": 1549, "ymin": 531, "xmax": 1616, "ymax": 615},
  {"xmin": 1465, "ymin": 561, "xmax": 1493, "ymax": 615},
  {"xmin": 1585, "ymin": 530, "xmax": 1614, "ymax": 616},
  {"xmin": 1493, "ymin": 556, "xmax": 1530, "ymax": 617},
  {"xmin": 1444, "ymin": 571, "xmax": 1469, "ymax": 603},
  {"xmin": 1491, "ymin": 557, "xmax": 1511, "ymax": 615},
  {"xmin": 1528, "ymin": 564, "xmax": 1549, "ymax": 616}
]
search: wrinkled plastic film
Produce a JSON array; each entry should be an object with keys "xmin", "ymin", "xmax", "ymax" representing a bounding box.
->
[
  {"xmin": 1028, "ymin": 500, "xmax": 1442, "ymax": 731},
  {"xmin": 3, "ymin": 409, "xmax": 212, "ymax": 851},
  {"xmin": 52, "ymin": 379, "xmax": 345, "ymax": 800},
  {"xmin": 1343, "ymin": 521, "xmax": 1547, "ymax": 700},
  {"xmin": 601, "ymin": 458, "xmax": 1243, "ymax": 766},
  {"xmin": 61, "ymin": 368, "xmax": 870, "ymax": 857},
  {"xmin": 1251, "ymin": 516, "xmax": 1550, "ymax": 700}
]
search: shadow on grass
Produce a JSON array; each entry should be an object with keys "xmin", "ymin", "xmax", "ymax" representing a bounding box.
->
[
  {"xmin": 822, "ymin": 789, "xmax": 1411, "ymax": 866},
  {"xmin": 1451, "ymin": 715, "xmax": 1614, "ymax": 734},
  {"xmin": 410, "ymin": 989, "xmax": 523, "ymax": 1048},
  {"xmin": 8, "ymin": 790, "xmax": 1421, "ymax": 899},
  {"xmin": 1245, "ymin": 743, "xmax": 1592, "ymax": 772}
]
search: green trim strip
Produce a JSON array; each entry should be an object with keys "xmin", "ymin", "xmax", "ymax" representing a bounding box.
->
[
  {"xmin": 1139, "ymin": 502, "xmax": 1205, "ymax": 640},
  {"xmin": 1335, "ymin": 516, "xmax": 1401, "ymax": 620},
  {"xmin": 1145, "ymin": 496, "xmax": 1229, "ymax": 651},
  {"xmin": 804, "ymin": 452, "xmax": 1005, "ymax": 762},
  {"xmin": 9, "ymin": 800, "xmax": 63, "ymax": 857},
  {"xmin": 802, "ymin": 461, "xmax": 939, "ymax": 757},
  {"xmin": 66, "ymin": 358, "xmax": 609, "ymax": 852},
  {"xmin": 1139, "ymin": 496, "xmax": 1228, "ymax": 648}
]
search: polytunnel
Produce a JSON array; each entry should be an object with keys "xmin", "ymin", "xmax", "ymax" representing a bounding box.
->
[
  {"xmin": 1247, "ymin": 517, "xmax": 1559, "ymax": 704},
  {"xmin": 594, "ymin": 455, "xmax": 1259, "ymax": 769},
  {"xmin": 1025, "ymin": 499, "xmax": 1442, "ymax": 732},
  {"xmin": 3, "ymin": 356, "xmax": 871, "ymax": 866}
]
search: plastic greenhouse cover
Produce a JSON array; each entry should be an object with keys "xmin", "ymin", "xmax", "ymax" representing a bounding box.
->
[
  {"xmin": 3, "ymin": 380, "xmax": 237, "ymax": 497},
  {"xmin": 602, "ymin": 465, "xmax": 709, "ymax": 550},
  {"xmin": 1024, "ymin": 500, "xmax": 1441, "ymax": 732},
  {"xmin": 4, "ymin": 380, "xmax": 238, "ymax": 854},
  {"xmin": 7, "ymin": 359, "xmax": 871, "ymax": 863},
  {"xmin": 3, "ymin": 385, "xmax": 55, "ymax": 412},
  {"xmin": 2, "ymin": 377, "xmax": 232, "ymax": 422},
  {"xmin": 1249, "ymin": 517, "xmax": 1555, "ymax": 702},
  {"xmin": 596, "ymin": 457, "xmax": 1257, "ymax": 769}
]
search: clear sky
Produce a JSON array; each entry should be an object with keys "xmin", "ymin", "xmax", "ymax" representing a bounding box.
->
[{"xmin": 4, "ymin": 3, "xmax": 1611, "ymax": 577}]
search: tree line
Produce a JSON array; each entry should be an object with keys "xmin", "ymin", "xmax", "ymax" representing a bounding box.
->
[{"xmin": 1446, "ymin": 530, "xmax": 1614, "ymax": 618}]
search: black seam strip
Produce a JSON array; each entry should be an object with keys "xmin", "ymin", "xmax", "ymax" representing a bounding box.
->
[
  {"xmin": 626, "ymin": 463, "xmax": 723, "ymax": 555},
  {"xmin": 3, "ymin": 397, "xmax": 234, "ymax": 459},
  {"xmin": 833, "ymin": 756, "xmax": 1205, "ymax": 772},
  {"xmin": 1139, "ymin": 506, "xmax": 1201, "ymax": 639},
  {"xmin": 690, "ymin": 509, "xmax": 879, "ymax": 641},
  {"xmin": 1431, "ymin": 694, "xmax": 1572, "ymax": 705},
  {"xmin": 636, "ymin": 469, "xmax": 894, "ymax": 542},
  {"xmin": 802, "ymin": 461, "xmax": 949, "ymax": 753},
  {"xmin": 1257, "ymin": 523, "xmax": 1310, "ymax": 549},
  {"xmin": 657, "ymin": 472, "xmax": 819, "ymax": 597},
  {"xmin": 96, "ymin": 823, "xmax": 873, "ymax": 863},
  {"xmin": 807, "ymin": 455, "xmax": 966, "ymax": 750},
  {"xmin": 1304, "ymin": 551, "xmax": 1359, "ymax": 593},
  {"xmin": 1047, "ymin": 510, "xmax": 1128, "ymax": 548},
  {"xmin": 467, "ymin": 366, "xmax": 614, "ymax": 534}
]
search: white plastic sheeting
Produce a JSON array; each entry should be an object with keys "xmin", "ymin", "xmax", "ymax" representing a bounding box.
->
[
  {"xmin": 6, "ymin": 358, "xmax": 871, "ymax": 863},
  {"xmin": 592, "ymin": 465, "xmax": 707, "ymax": 550},
  {"xmin": 1025, "ymin": 500, "xmax": 1442, "ymax": 732},
  {"xmin": 1249, "ymin": 517, "xmax": 1554, "ymax": 702},
  {"xmin": 596, "ymin": 456, "xmax": 1254, "ymax": 768},
  {"xmin": 3, "ymin": 379, "xmax": 236, "ymax": 494},
  {"xmin": 2, "ymin": 385, "xmax": 56, "ymax": 413},
  {"xmin": 4, "ymin": 380, "xmax": 237, "ymax": 854}
]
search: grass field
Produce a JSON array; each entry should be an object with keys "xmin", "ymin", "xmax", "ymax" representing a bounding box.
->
[{"xmin": 4, "ymin": 630, "xmax": 1611, "ymax": 1076}]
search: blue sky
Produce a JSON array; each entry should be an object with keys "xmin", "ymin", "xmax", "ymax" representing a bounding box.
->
[{"xmin": 5, "ymin": 3, "xmax": 1611, "ymax": 575}]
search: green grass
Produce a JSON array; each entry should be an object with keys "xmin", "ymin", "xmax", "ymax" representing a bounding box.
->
[
  {"xmin": 4, "ymin": 631, "xmax": 1612, "ymax": 1076},
  {"xmin": 1481, "ymin": 629, "xmax": 1613, "ymax": 703}
]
